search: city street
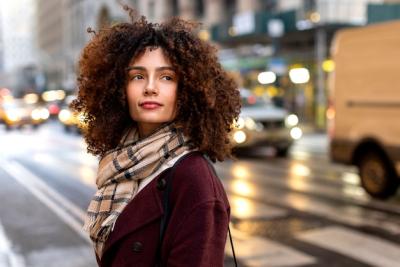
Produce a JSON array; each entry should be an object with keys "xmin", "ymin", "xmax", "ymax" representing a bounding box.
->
[{"xmin": 1, "ymin": 121, "xmax": 400, "ymax": 267}]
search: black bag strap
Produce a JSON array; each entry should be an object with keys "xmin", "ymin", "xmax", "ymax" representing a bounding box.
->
[
  {"xmin": 202, "ymin": 154, "xmax": 238, "ymax": 267},
  {"xmin": 156, "ymin": 152, "xmax": 238, "ymax": 267},
  {"xmin": 155, "ymin": 152, "xmax": 194, "ymax": 267}
]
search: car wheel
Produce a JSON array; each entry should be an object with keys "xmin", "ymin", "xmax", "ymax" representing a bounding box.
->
[
  {"xmin": 276, "ymin": 147, "xmax": 289, "ymax": 157},
  {"xmin": 357, "ymin": 151, "xmax": 399, "ymax": 199}
]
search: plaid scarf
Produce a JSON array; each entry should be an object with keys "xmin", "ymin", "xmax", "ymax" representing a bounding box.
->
[{"xmin": 83, "ymin": 122, "xmax": 192, "ymax": 258}]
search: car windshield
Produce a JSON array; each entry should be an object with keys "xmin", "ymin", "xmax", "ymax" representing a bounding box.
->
[
  {"xmin": 241, "ymin": 95, "xmax": 275, "ymax": 108},
  {"xmin": 2, "ymin": 101, "xmax": 25, "ymax": 109},
  {"xmin": 1, "ymin": 100, "xmax": 37, "ymax": 110}
]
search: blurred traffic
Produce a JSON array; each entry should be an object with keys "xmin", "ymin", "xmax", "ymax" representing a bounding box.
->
[
  {"xmin": 0, "ymin": 87, "xmax": 89, "ymax": 135},
  {"xmin": 0, "ymin": 94, "xmax": 48, "ymax": 130},
  {"xmin": 1, "ymin": 0, "xmax": 400, "ymax": 267}
]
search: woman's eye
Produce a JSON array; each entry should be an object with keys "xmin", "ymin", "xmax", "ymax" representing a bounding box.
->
[
  {"xmin": 161, "ymin": 75, "xmax": 173, "ymax": 81},
  {"xmin": 131, "ymin": 74, "xmax": 143, "ymax": 80}
]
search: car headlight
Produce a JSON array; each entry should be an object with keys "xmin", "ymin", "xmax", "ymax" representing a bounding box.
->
[
  {"xmin": 235, "ymin": 117, "xmax": 245, "ymax": 129},
  {"xmin": 233, "ymin": 131, "xmax": 247, "ymax": 144},
  {"xmin": 235, "ymin": 117, "xmax": 258, "ymax": 130},
  {"xmin": 285, "ymin": 114, "xmax": 299, "ymax": 127},
  {"xmin": 290, "ymin": 127, "xmax": 303, "ymax": 140},
  {"xmin": 244, "ymin": 117, "xmax": 256, "ymax": 130},
  {"xmin": 40, "ymin": 108, "xmax": 50, "ymax": 120},
  {"xmin": 58, "ymin": 109, "xmax": 71, "ymax": 122},
  {"xmin": 6, "ymin": 110, "xmax": 21, "ymax": 122},
  {"xmin": 31, "ymin": 109, "xmax": 42, "ymax": 120}
]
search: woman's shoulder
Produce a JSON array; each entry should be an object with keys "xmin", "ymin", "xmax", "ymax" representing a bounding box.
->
[
  {"xmin": 174, "ymin": 151, "xmax": 216, "ymax": 181},
  {"xmin": 170, "ymin": 151, "xmax": 226, "ymax": 202},
  {"xmin": 176, "ymin": 151, "xmax": 212, "ymax": 170}
]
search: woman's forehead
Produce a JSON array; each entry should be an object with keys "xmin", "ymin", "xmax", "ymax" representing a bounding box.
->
[{"xmin": 129, "ymin": 47, "xmax": 173, "ymax": 67}]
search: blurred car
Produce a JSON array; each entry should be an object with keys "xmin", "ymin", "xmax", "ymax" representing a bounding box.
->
[
  {"xmin": 47, "ymin": 102, "xmax": 61, "ymax": 117},
  {"xmin": 58, "ymin": 96, "xmax": 87, "ymax": 133},
  {"xmin": 0, "ymin": 99, "xmax": 49, "ymax": 130},
  {"xmin": 42, "ymin": 90, "xmax": 67, "ymax": 117},
  {"xmin": 231, "ymin": 89, "xmax": 302, "ymax": 156}
]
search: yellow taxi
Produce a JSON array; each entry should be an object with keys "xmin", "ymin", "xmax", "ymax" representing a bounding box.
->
[{"xmin": 0, "ymin": 99, "xmax": 49, "ymax": 130}]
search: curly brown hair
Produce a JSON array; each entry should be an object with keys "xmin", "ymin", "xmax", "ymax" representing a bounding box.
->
[{"xmin": 71, "ymin": 7, "xmax": 241, "ymax": 162}]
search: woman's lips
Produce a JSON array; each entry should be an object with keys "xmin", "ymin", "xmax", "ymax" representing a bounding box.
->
[{"xmin": 140, "ymin": 102, "xmax": 162, "ymax": 110}]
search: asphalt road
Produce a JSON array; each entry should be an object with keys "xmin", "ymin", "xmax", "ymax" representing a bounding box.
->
[{"xmin": 1, "ymin": 120, "xmax": 400, "ymax": 267}]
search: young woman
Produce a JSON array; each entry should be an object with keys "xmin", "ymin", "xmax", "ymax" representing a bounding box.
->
[{"xmin": 72, "ymin": 6, "xmax": 240, "ymax": 267}]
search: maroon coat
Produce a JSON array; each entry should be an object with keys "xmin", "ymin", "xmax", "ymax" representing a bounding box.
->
[{"xmin": 98, "ymin": 152, "xmax": 231, "ymax": 267}]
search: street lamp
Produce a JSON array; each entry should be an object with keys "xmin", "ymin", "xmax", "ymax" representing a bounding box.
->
[
  {"xmin": 289, "ymin": 67, "xmax": 310, "ymax": 84},
  {"xmin": 322, "ymin": 59, "xmax": 335, "ymax": 72},
  {"xmin": 257, "ymin": 71, "xmax": 276, "ymax": 84}
]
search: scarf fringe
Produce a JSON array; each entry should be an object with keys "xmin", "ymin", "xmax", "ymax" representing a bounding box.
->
[{"xmin": 83, "ymin": 214, "xmax": 114, "ymax": 242}]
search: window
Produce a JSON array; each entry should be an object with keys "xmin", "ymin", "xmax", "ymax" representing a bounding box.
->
[
  {"xmin": 172, "ymin": 0, "xmax": 178, "ymax": 16},
  {"xmin": 224, "ymin": 0, "xmax": 236, "ymax": 18},
  {"xmin": 195, "ymin": 0, "xmax": 204, "ymax": 18},
  {"xmin": 303, "ymin": 0, "xmax": 316, "ymax": 12},
  {"xmin": 260, "ymin": 0, "xmax": 277, "ymax": 11}
]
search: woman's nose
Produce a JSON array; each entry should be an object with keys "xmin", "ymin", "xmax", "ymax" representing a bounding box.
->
[{"xmin": 144, "ymin": 79, "xmax": 157, "ymax": 95}]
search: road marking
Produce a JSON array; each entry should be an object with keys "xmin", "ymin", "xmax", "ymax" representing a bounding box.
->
[
  {"xmin": 229, "ymin": 195, "xmax": 288, "ymax": 220},
  {"xmin": 1, "ymin": 160, "xmax": 91, "ymax": 244},
  {"xmin": 226, "ymin": 226, "xmax": 316, "ymax": 267},
  {"xmin": 216, "ymin": 164, "xmax": 362, "ymax": 204},
  {"xmin": 298, "ymin": 226, "xmax": 400, "ymax": 267},
  {"xmin": 220, "ymin": 179, "xmax": 400, "ymax": 235},
  {"xmin": 0, "ymin": 220, "xmax": 25, "ymax": 267},
  {"xmin": 219, "ymin": 160, "xmax": 400, "ymax": 215},
  {"xmin": 30, "ymin": 152, "xmax": 97, "ymax": 187},
  {"xmin": 221, "ymin": 157, "xmax": 352, "ymax": 185}
]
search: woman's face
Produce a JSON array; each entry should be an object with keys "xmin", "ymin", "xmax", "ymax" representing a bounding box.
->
[{"xmin": 126, "ymin": 47, "xmax": 178, "ymax": 137}]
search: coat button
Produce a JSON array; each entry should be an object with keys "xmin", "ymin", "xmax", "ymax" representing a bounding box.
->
[
  {"xmin": 132, "ymin": 241, "xmax": 143, "ymax": 252},
  {"xmin": 156, "ymin": 178, "xmax": 167, "ymax": 190}
]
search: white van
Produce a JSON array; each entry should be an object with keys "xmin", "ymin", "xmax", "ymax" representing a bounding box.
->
[{"xmin": 328, "ymin": 21, "xmax": 400, "ymax": 199}]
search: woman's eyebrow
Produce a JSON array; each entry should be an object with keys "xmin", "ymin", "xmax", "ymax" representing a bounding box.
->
[{"xmin": 126, "ymin": 66, "xmax": 175, "ymax": 72}]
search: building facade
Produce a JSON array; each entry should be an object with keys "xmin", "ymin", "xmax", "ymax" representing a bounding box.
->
[
  {"xmin": 0, "ymin": 0, "xmax": 39, "ymax": 96},
  {"xmin": 36, "ymin": 0, "xmax": 67, "ymax": 91},
  {"xmin": 63, "ymin": 0, "xmax": 129, "ymax": 91},
  {"xmin": 36, "ymin": 0, "xmax": 129, "ymax": 93}
]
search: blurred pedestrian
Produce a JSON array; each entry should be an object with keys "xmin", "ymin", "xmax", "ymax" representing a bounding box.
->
[{"xmin": 71, "ymin": 5, "xmax": 240, "ymax": 267}]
